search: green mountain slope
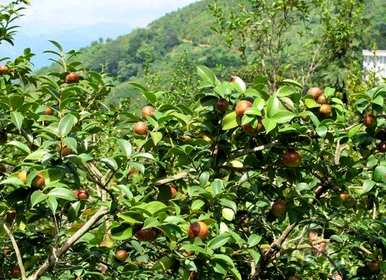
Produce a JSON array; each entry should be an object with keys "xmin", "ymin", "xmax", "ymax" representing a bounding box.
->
[{"xmin": 39, "ymin": 0, "xmax": 386, "ymax": 105}]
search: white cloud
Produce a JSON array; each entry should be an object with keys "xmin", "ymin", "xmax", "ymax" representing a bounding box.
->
[{"xmin": 18, "ymin": 0, "xmax": 197, "ymax": 33}]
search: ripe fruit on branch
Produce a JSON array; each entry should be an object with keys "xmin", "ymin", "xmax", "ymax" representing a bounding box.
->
[
  {"xmin": 115, "ymin": 249, "xmax": 128, "ymax": 262},
  {"xmin": 316, "ymin": 94, "xmax": 327, "ymax": 104},
  {"xmin": 363, "ymin": 113, "xmax": 376, "ymax": 128},
  {"xmin": 65, "ymin": 72, "xmax": 81, "ymax": 83},
  {"xmin": 216, "ymin": 98, "xmax": 229, "ymax": 112},
  {"xmin": 43, "ymin": 107, "xmax": 54, "ymax": 116},
  {"xmin": 10, "ymin": 266, "xmax": 21, "ymax": 278},
  {"xmin": 308, "ymin": 230, "xmax": 318, "ymax": 242},
  {"xmin": 378, "ymin": 142, "xmax": 386, "ymax": 153},
  {"xmin": 367, "ymin": 260, "xmax": 380, "ymax": 274},
  {"xmin": 282, "ymin": 149, "xmax": 301, "ymax": 167},
  {"xmin": 271, "ymin": 199, "xmax": 287, "ymax": 217},
  {"xmin": 142, "ymin": 105, "xmax": 156, "ymax": 119},
  {"xmin": 319, "ymin": 104, "xmax": 332, "ymax": 117},
  {"xmin": 230, "ymin": 75, "xmax": 246, "ymax": 91},
  {"xmin": 17, "ymin": 170, "xmax": 27, "ymax": 184},
  {"xmin": 188, "ymin": 221, "xmax": 209, "ymax": 239},
  {"xmin": 76, "ymin": 190, "xmax": 89, "ymax": 201},
  {"xmin": 32, "ymin": 172, "xmax": 45, "ymax": 188},
  {"xmin": 133, "ymin": 121, "xmax": 148, "ymax": 135},
  {"xmin": 307, "ymin": 87, "xmax": 323, "ymax": 100},
  {"xmin": 58, "ymin": 144, "xmax": 73, "ymax": 156},
  {"xmin": 235, "ymin": 100, "xmax": 252, "ymax": 117},
  {"xmin": 339, "ymin": 192, "xmax": 350, "ymax": 202},
  {"xmin": 135, "ymin": 228, "xmax": 158, "ymax": 241},
  {"xmin": 0, "ymin": 65, "xmax": 9, "ymax": 75},
  {"xmin": 6, "ymin": 209, "xmax": 16, "ymax": 224}
]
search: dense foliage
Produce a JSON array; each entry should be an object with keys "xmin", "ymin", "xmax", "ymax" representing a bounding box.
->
[{"xmin": 0, "ymin": 1, "xmax": 385, "ymax": 280}]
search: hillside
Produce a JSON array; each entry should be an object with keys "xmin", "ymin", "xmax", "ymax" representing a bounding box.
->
[{"xmin": 39, "ymin": 0, "xmax": 386, "ymax": 103}]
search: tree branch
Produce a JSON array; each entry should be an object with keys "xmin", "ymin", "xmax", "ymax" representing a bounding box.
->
[
  {"xmin": 27, "ymin": 207, "xmax": 109, "ymax": 280},
  {"xmin": 250, "ymin": 222, "xmax": 298, "ymax": 280},
  {"xmin": 3, "ymin": 223, "xmax": 27, "ymax": 280},
  {"xmin": 155, "ymin": 171, "xmax": 188, "ymax": 186}
]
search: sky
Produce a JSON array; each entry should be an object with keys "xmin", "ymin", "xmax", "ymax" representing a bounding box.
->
[{"xmin": 0, "ymin": 0, "xmax": 197, "ymax": 67}]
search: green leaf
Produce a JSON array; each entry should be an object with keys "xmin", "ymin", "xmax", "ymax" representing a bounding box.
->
[
  {"xmin": 49, "ymin": 187, "xmax": 76, "ymax": 201},
  {"xmin": 150, "ymin": 131, "xmax": 163, "ymax": 146},
  {"xmin": 118, "ymin": 139, "xmax": 132, "ymax": 158},
  {"xmin": 270, "ymin": 110, "xmax": 296, "ymax": 124},
  {"xmin": 222, "ymin": 111, "xmax": 238, "ymax": 130},
  {"xmin": 0, "ymin": 177, "xmax": 24, "ymax": 186},
  {"xmin": 222, "ymin": 208, "xmax": 235, "ymax": 221},
  {"xmin": 197, "ymin": 65, "xmax": 217, "ymax": 87},
  {"xmin": 58, "ymin": 114, "xmax": 77, "ymax": 137},
  {"xmin": 191, "ymin": 199, "xmax": 205, "ymax": 211},
  {"xmin": 31, "ymin": 191, "xmax": 47, "ymax": 207},
  {"xmin": 25, "ymin": 149, "xmax": 50, "ymax": 162},
  {"xmin": 266, "ymin": 95, "xmax": 281, "ymax": 117},
  {"xmin": 10, "ymin": 111, "xmax": 24, "ymax": 130},
  {"xmin": 305, "ymin": 98, "xmax": 319, "ymax": 108},
  {"xmin": 208, "ymin": 234, "xmax": 231, "ymax": 250},
  {"xmin": 47, "ymin": 196, "xmax": 58, "ymax": 214},
  {"xmin": 7, "ymin": 140, "xmax": 31, "ymax": 154},
  {"xmin": 247, "ymin": 234, "xmax": 262, "ymax": 248},
  {"xmin": 362, "ymin": 180, "xmax": 376, "ymax": 193},
  {"xmin": 199, "ymin": 172, "xmax": 210, "ymax": 187},
  {"xmin": 373, "ymin": 165, "xmax": 386, "ymax": 183},
  {"xmin": 262, "ymin": 118, "xmax": 277, "ymax": 133},
  {"xmin": 134, "ymin": 201, "xmax": 168, "ymax": 216},
  {"xmin": 316, "ymin": 126, "xmax": 328, "ymax": 137},
  {"xmin": 101, "ymin": 158, "xmax": 118, "ymax": 170}
]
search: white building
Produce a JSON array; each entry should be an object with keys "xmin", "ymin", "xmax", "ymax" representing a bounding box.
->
[{"xmin": 363, "ymin": 50, "xmax": 386, "ymax": 80}]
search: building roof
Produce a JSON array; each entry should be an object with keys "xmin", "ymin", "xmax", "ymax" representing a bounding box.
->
[{"xmin": 363, "ymin": 50, "xmax": 386, "ymax": 57}]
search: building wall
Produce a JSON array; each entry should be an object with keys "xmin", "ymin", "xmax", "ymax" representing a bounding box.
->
[{"xmin": 363, "ymin": 50, "xmax": 386, "ymax": 79}]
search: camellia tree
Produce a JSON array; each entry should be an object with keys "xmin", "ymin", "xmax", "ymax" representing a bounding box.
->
[{"xmin": 0, "ymin": 1, "xmax": 385, "ymax": 280}]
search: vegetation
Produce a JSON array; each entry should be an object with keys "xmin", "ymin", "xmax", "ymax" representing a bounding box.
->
[{"xmin": 0, "ymin": 1, "xmax": 385, "ymax": 280}]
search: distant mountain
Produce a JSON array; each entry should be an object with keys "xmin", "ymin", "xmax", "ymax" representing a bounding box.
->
[{"xmin": 0, "ymin": 23, "xmax": 133, "ymax": 68}]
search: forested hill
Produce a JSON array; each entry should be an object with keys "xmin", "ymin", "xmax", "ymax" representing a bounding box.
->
[{"xmin": 39, "ymin": 0, "xmax": 385, "ymax": 85}]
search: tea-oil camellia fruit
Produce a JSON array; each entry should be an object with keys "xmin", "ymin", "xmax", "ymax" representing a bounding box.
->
[
  {"xmin": 282, "ymin": 149, "xmax": 301, "ymax": 167},
  {"xmin": 65, "ymin": 72, "xmax": 80, "ymax": 83},
  {"xmin": 142, "ymin": 105, "xmax": 155, "ymax": 119},
  {"xmin": 216, "ymin": 98, "xmax": 229, "ymax": 112},
  {"xmin": 319, "ymin": 104, "xmax": 332, "ymax": 117},
  {"xmin": 271, "ymin": 200, "xmax": 287, "ymax": 217},
  {"xmin": 188, "ymin": 221, "xmax": 209, "ymax": 239},
  {"xmin": 363, "ymin": 113, "xmax": 376, "ymax": 128},
  {"xmin": 235, "ymin": 100, "xmax": 252, "ymax": 117},
  {"xmin": 76, "ymin": 190, "xmax": 89, "ymax": 201},
  {"xmin": 133, "ymin": 121, "xmax": 148, "ymax": 135},
  {"xmin": 32, "ymin": 172, "xmax": 45, "ymax": 188},
  {"xmin": 307, "ymin": 87, "xmax": 323, "ymax": 100},
  {"xmin": 135, "ymin": 228, "xmax": 158, "ymax": 241},
  {"xmin": 115, "ymin": 249, "xmax": 128, "ymax": 262}
]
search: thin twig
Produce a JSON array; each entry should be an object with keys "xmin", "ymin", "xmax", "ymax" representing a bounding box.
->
[
  {"xmin": 3, "ymin": 223, "xmax": 27, "ymax": 280},
  {"xmin": 27, "ymin": 207, "xmax": 109, "ymax": 280},
  {"xmin": 155, "ymin": 171, "xmax": 188, "ymax": 186}
]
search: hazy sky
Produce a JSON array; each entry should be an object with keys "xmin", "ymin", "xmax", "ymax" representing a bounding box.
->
[
  {"xmin": 1, "ymin": 0, "xmax": 197, "ymax": 67},
  {"xmin": 19, "ymin": 0, "xmax": 197, "ymax": 34}
]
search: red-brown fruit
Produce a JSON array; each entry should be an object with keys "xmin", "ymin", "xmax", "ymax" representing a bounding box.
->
[
  {"xmin": 316, "ymin": 94, "xmax": 327, "ymax": 104},
  {"xmin": 319, "ymin": 104, "xmax": 332, "ymax": 117},
  {"xmin": 58, "ymin": 144, "xmax": 73, "ymax": 156},
  {"xmin": 216, "ymin": 98, "xmax": 229, "ymax": 112},
  {"xmin": 169, "ymin": 185, "xmax": 177, "ymax": 199},
  {"xmin": 235, "ymin": 100, "xmax": 252, "ymax": 117},
  {"xmin": 6, "ymin": 210, "xmax": 16, "ymax": 224},
  {"xmin": 32, "ymin": 172, "xmax": 45, "ymax": 188},
  {"xmin": 271, "ymin": 200, "xmax": 287, "ymax": 217},
  {"xmin": 378, "ymin": 142, "xmax": 386, "ymax": 153},
  {"xmin": 0, "ymin": 65, "xmax": 9, "ymax": 75},
  {"xmin": 43, "ymin": 107, "xmax": 54, "ymax": 116},
  {"xmin": 77, "ymin": 190, "xmax": 89, "ymax": 201},
  {"xmin": 307, "ymin": 87, "xmax": 323, "ymax": 100},
  {"xmin": 142, "ymin": 106, "xmax": 156, "ymax": 119},
  {"xmin": 135, "ymin": 228, "xmax": 158, "ymax": 241},
  {"xmin": 367, "ymin": 260, "xmax": 380, "ymax": 274},
  {"xmin": 133, "ymin": 121, "xmax": 148, "ymax": 135},
  {"xmin": 308, "ymin": 230, "xmax": 318, "ymax": 242},
  {"xmin": 115, "ymin": 249, "xmax": 129, "ymax": 262},
  {"xmin": 188, "ymin": 221, "xmax": 209, "ymax": 239},
  {"xmin": 282, "ymin": 149, "xmax": 301, "ymax": 167},
  {"xmin": 363, "ymin": 113, "xmax": 376, "ymax": 128},
  {"xmin": 65, "ymin": 72, "xmax": 81, "ymax": 83},
  {"xmin": 10, "ymin": 266, "xmax": 21, "ymax": 278},
  {"xmin": 339, "ymin": 192, "xmax": 350, "ymax": 202}
]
